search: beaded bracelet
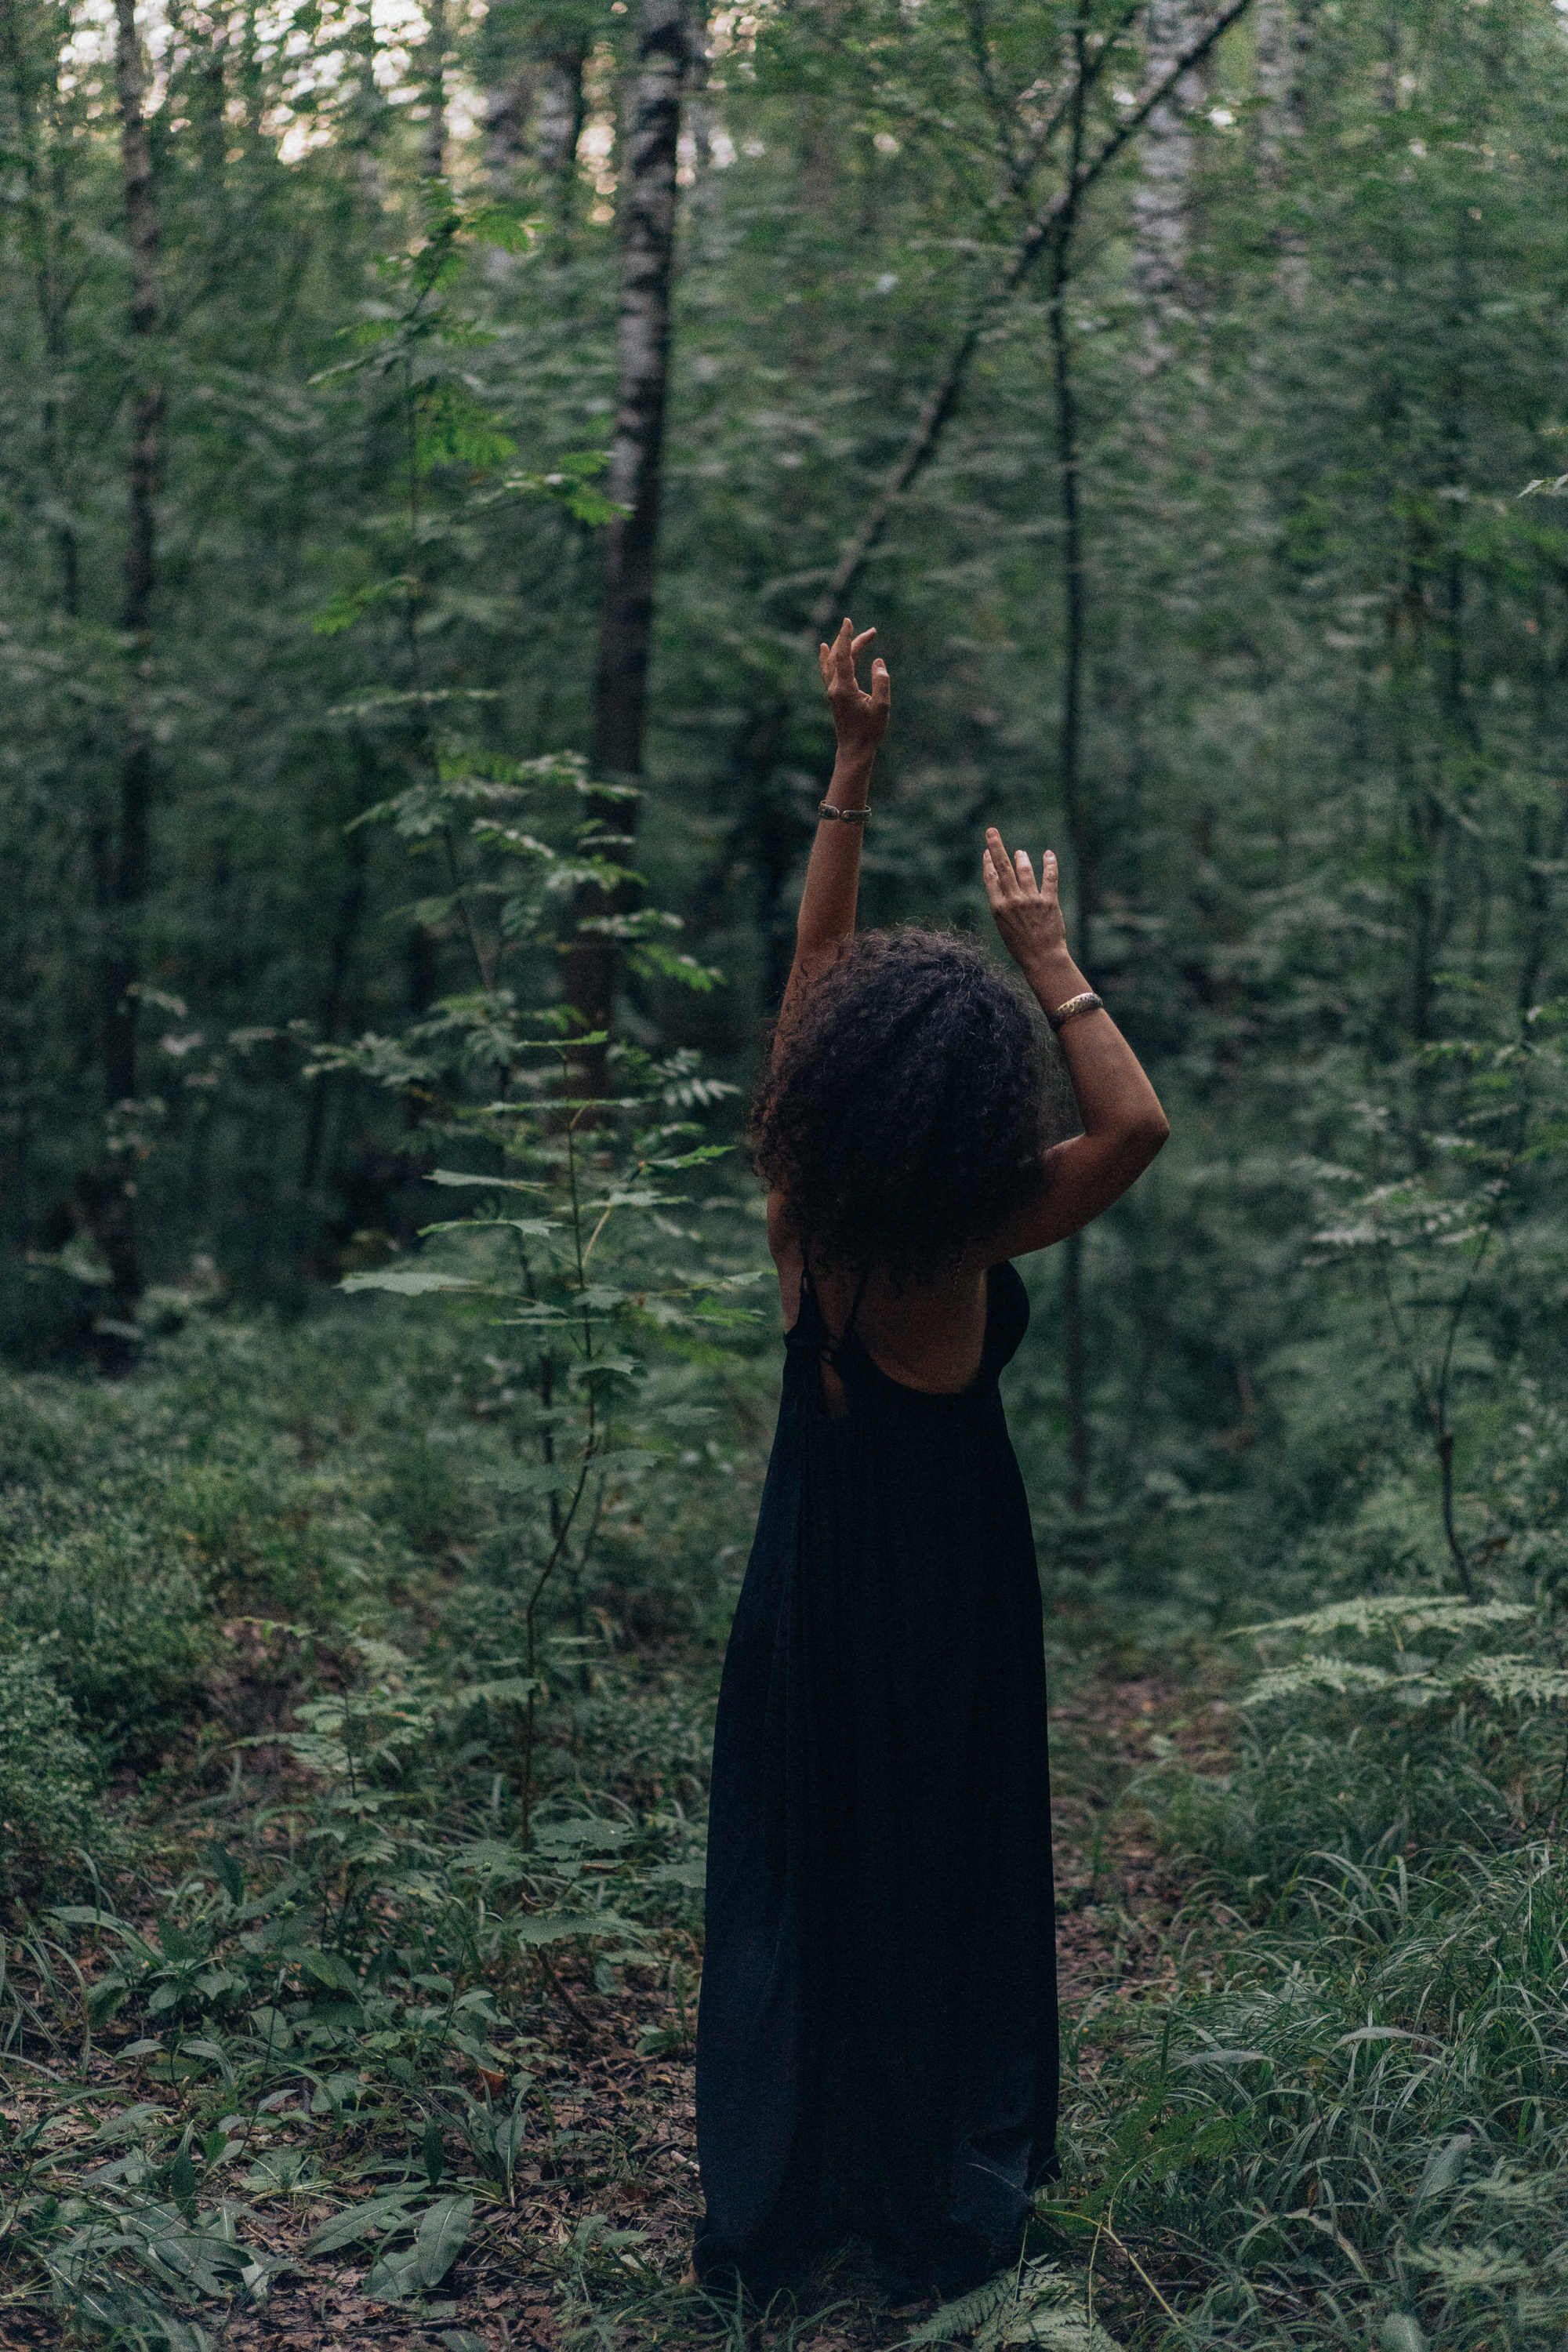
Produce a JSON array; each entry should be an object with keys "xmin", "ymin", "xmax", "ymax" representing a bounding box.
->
[{"xmin": 817, "ymin": 800, "xmax": 870, "ymax": 825}]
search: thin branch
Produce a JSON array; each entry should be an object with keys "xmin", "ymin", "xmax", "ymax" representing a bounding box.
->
[{"xmin": 808, "ymin": 0, "xmax": 1255, "ymax": 633}]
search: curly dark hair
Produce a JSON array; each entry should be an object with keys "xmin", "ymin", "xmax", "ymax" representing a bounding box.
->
[{"xmin": 750, "ymin": 927, "xmax": 1054, "ymax": 1287}]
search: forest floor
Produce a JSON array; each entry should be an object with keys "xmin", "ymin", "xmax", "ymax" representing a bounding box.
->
[{"xmin": 0, "ymin": 1664, "xmax": 1224, "ymax": 2352}]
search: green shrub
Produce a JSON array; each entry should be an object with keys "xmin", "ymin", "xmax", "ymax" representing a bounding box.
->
[
  {"xmin": 0, "ymin": 1373, "xmax": 72, "ymax": 1486},
  {"xmin": 0, "ymin": 1521, "xmax": 215, "ymax": 1769},
  {"xmin": 0, "ymin": 1644, "xmax": 103, "ymax": 1907}
]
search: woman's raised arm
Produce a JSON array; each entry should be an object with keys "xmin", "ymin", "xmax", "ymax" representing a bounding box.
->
[
  {"xmin": 779, "ymin": 619, "xmax": 891, "ymax": 1028},
  {"xmin": 978, "ymin": 824, "xmax": 1169, "ymax": 1259}
]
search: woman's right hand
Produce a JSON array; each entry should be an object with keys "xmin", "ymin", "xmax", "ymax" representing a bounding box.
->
[
  {"xmin": 982, "ymin": 826, "xmax": 1069, "ymax": 978},
  {"xmin": 818, "ymin": 616, "xmax": 890, "ymax": 765}
]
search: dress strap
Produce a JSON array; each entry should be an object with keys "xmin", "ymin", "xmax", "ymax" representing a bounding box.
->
[
  {"xmin": 820, "ymin": 1259, "xmax": 872, "ymax": 1368},
  {"xmin": 797, "ymin": 1240, "xmax": 871, "ymax": 1362}
]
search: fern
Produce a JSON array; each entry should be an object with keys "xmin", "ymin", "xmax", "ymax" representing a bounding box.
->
[
  {"xmin": 907, "ymin": 2259, "xmax": 1119, "ymax": 2351},
  {"xmin": 1241, "ymin": 1656, "xmax": 1407, "ymax": 1708},
  {"xmin": 1432, "ymin": 1653, "xmax": 1568, "ymax": 1708},
  {"xmin": 1234, "ymin": 1596, "xmax": 1533, "ymax": 1644},
  {"xmin": 984, "ymin": 2307, "xmax": 1121, "ymax": 2350},
  {"xmin": 907, "ymin": 2267, "xmax": 1022, "ymax": 2345},
  {"xmin": 1403, "ymin": 2242, "xmax": 1534, "ymax": 2287}
]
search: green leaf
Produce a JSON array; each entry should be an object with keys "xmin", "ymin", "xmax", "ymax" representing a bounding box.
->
[
  {"xmin": 645, "ymin": 1859, "xmax": 706, "ymax": 1888},
  {"xmin": 1241, "ymin": 1657, "xmax": 1404, "ymax": 1707},
  {"xmin": 299, "ymin": 1947, "xmax": 361, "ymax": 1994},
  {"xmin": 339, "ymin": 1269, "xmax": 484, "ymax": 1295},
  {"xmin": 201, "ymin": 1842, "xmax": 246, "ymax": 1904},
  {"xmin": 481, "ymin": 1462, "xmax": 580, "ymax": 1497},
  {"xmin": 426, "ymin": 1169, "xmax": 547, "ymax": 1191},
  {"xmin": 49, "ymin": 1906, "xmax": 157, "ymax": 1959},
  {"xmin": 363, "ymin": 2247, "xmax": 420, "ymax": 2303},
  {"xmin": 310, "ymin": 575, "xmax": 416, "ymax": 637},
  {"xmin": 306, "ymin": 2191, "xmax": 423, "ymax": 2256},
  {"xmin": 412, "ymin": 2193, "xmax": 474, "ymax": 2286},
  {"xmin": 514, "ymin": 1907, "xmax": 640, "ymax": 1947},
  {"xmin": 419, "ymin": 1215, "xmax": 557, "ymax": 1239}
]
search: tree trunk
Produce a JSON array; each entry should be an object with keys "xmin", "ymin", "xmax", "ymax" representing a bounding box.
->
[
  {"xmin": 485, "ymin": 23, "xmax": 590, "ymax": 247},
  {"xmin": 1131, "ymin": 0, "xmax": 1204, "ymax": 368},
  {"xmin": 1254, "ymin": 0, "xmax": 1312, "ymax": 180},
  {"xmin": 710, "ymin": 0, "xmax": 1254, "ymax": 1015},
  {"xmin": 564, "ymin": 0, "xmax": 692, "ymax": 1087},
  {"xmin": 422, "ymin": 0, "xmax": 448, "ymax": 180},
  {"xmin": 537, "ymin": 38, "xmax": 590, "ymax": 233},
  {"xmin": 2, "ymin": 6, "xmax": 81, "ymax": 617},
  {"xmin": 91, "ymin": 0, "xmax": 162, "ymax": 1334},
  {"xmin": 1255, "ymin": 0, "xmax": 1312, "ymax": 296},
  {"xmin": 1047, "ymin": 43, "xmax": 1095, "ymax": 1519},
  {"xmin": 301, "ymin": 746, "xmax": 376, "ymax": 1200}
]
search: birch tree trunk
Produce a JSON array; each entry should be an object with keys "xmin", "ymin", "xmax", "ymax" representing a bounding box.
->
[
  {"xmin": 422, "ymin": 0, "xmax": 448, "ymax": 180},
  {"xmin": 1255, "ymin": 0, "xmax": 1312, "ymax": 293},
  {"xmin": 564, "ymin": 0, "xmax": 693, "ymax": 1080},
  {"xmin": 1131, "ymin": 0, "xmax": 1204, "ymax": 367},
  {"xmin": 485, "ymin": 11, "xmax": 590, "ymax": 245},
  {"xmin": 1254, "ymin": 0, "xmax": 1309, "ymax": 180}
]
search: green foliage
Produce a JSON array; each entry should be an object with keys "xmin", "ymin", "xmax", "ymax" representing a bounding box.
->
[
  {"xmin": 7, "ymin": 0, "xmax": 1568, "ymax": 2341},
  {"xmin": 907, "ymin": 2259, "xmax": 1119, "ymax": 2349},
  {"xmin": 0, "ymin": 1645, "xmax": 102, "ymax": 1904},
  {"xmin": 0, "ymin": 1306, "xmax": 742, "ymax": 2343},
  {"xmin": 1061, "ymin": 1840, "xmax": 1568, "ymax": 2350}
]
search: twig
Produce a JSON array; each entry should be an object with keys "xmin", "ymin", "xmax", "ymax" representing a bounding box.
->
[
  {"xmin": 537, "ymin": 1947, "xmax": 594, "ymax": 2031},
  {"xmin": 1098, "ymin": 2216, "xmax": 1181, "ymax": 2325},
  {"xmin": 807, "ymin": 0, "xmax": 1256, "ymax": 633}
]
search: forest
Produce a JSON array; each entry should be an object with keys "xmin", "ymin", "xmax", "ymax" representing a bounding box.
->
[{"xmin": 3, "ymin": 0, "xmax": 1568, "ymax": 2343}]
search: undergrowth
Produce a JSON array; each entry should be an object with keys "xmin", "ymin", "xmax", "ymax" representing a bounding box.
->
[{"xmin": 5, "ymin": 1295, "xmax": 1568, "ymax": 2346}]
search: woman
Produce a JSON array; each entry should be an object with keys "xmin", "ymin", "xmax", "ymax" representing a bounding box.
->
[{"xmin": 694, "ymin": 620, "xmax": 1169, "ymax": 2302}]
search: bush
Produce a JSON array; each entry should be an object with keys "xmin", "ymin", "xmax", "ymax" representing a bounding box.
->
[
  {"xmin": 0, "ymin": 1644, "xmax": 103, "ymax": 1907},
  {"xmin": 0, "ymin": 1520, "xmax": 215, "ymax": 1770}
]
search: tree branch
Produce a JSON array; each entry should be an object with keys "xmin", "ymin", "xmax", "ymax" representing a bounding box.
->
[{"xmin": 808, "ymin": 0, "xmax": 1255, "ymax": 633}]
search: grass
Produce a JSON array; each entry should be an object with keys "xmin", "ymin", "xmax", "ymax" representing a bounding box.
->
[{"xmin": 3, "ymin": 1304, "xmax": 1568, "ymax": 2350}]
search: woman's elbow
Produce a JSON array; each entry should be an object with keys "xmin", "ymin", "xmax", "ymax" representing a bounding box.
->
[{"xmin": 1131, "ymin": 1109, "xmax": 1171, "ymax": 1165}]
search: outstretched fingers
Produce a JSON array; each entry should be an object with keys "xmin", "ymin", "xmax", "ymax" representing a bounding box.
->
[
  {"xmin": 818, "ymin": 617, "xmax": 889, "ymax": 709},
  {"xmin": 985, "ymin": 826, "xmax": 1025, "ymax": 899}
]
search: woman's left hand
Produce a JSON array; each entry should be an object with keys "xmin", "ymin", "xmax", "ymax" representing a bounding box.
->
[{"xmin": 982, "ymin": 827, "xmax": 1069, "ymax": 979}]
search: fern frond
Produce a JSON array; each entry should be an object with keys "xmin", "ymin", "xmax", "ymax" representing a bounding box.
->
[
  {"xmin": 1241, "ymin": 1657, "xmax": 1407, "ymax": 1708},
  {"xmin": 988, "ymin": 2310, "xmax": 1121, "ymax": 2350},
  {"xmin": 906, "ymin": 2268, "xmax": 1021, "ymax": 2345},
  {"xmin": 909, "ymin": 2259, "xmax": 1119, "ymax": 2351},
  {"xmin": 1432, "ymin": 1654, "xmax": 1568, "ymax": 1708},
  {"xmin": 1232, "ymin": 1597, "xmax": 1532, "ymax": 1644},
  {"xmin": 1403, "ymin": 2242, "xmax": 1533, "ymax": 2286}
]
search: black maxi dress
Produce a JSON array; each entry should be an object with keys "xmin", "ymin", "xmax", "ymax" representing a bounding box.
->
[{"xmin": 694, "ymin": 1256, "xmax": 1058, "ymax": 2299}]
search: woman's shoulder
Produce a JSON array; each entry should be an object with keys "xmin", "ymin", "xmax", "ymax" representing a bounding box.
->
[{"xmin": 767, "ymin": 1189, "xmax": 806, "ymax": 1328}]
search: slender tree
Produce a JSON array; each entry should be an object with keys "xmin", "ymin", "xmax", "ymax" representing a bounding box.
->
[
  {"xmin": 719, "ymin": 0, "xmax": 1256, "ymax": 1009},
  {"xmin": 1046, "ymin": 21, "xmax": 1094, "ymax": 1515},
  {"xmin": 82, "ymin": 0, "xmax": 163, "ymax": 1331},
  {"xmin": 2, "ymin": 0, "xmax": 80, "ymax": 618},
  {"xmin": 1131, "ymin": 0, "xmax": 1203, "ymax": 365},
  {"xmin": 564, "ymin": 0, "xmax": 695, "ymax": 1080}
]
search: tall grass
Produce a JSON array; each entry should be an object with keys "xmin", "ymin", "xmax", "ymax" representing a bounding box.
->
[{"xmin": 1057, "ymin": 1597, "xmax": 1568, "ymax": 2350}]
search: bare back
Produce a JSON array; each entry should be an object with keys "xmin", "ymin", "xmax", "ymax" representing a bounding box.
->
[{"xmin": 767, "ymin": 1188, "xmax": 992, "ymax": 1396}]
